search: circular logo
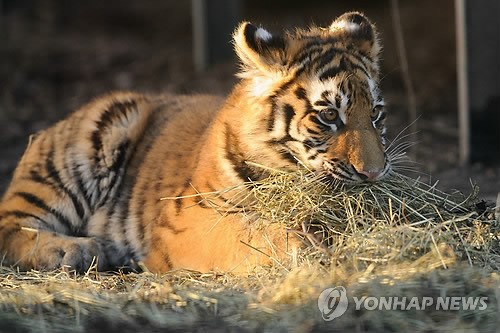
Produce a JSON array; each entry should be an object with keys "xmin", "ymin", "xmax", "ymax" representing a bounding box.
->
[{"xmin": 317, "ymin": 286, "xmax": 348, "ymax": 321}]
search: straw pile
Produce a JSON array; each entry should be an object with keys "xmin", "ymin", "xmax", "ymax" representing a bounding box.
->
[
  {"xmin": 248, "ymin": 168, "xmax": 500, "ymax": 271},
  {"xmin": 1, "ymin": 169, "xmax": 499, "ymax": 332}
]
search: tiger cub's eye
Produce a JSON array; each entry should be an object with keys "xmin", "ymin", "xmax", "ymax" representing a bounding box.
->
[
  {"xmin": 319, "ymin": 109, "xmax": 339, "ymax": 124},
  {"xmin": 371, "ymin": 105, "xmax": 383, "ymax": 120}
]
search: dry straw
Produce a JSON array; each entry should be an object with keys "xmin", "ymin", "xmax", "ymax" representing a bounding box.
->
[
  {"xmin": 246, "ymin": 167, "xmax": 500, "ymax": 271},
  {"xmin": 1, "ymin": 168, "xmax": 499, "ymax": 332}
]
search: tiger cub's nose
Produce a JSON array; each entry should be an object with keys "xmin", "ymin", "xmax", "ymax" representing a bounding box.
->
[{"xmin": 354, "ymin": 168, "xmax": 383, "ymax": 182}]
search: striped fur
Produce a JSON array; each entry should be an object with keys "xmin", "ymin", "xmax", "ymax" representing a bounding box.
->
[{"xmin": 0, "ymin": 12, "xmax": 390, "ymax": 273}]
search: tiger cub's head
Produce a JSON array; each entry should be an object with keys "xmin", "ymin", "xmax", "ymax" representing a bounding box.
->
[{"xmin": 233, "ymin": 12, "xmax": 390, "ymax": 184}]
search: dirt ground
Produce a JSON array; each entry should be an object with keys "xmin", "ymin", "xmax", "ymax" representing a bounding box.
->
[{"xmin": 1, "ymin": 0, "xmax": 498, "ymax": 201}]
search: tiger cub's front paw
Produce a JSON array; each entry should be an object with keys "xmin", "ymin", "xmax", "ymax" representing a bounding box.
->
[{"xmin": 31, "ymin": 235, "xmax": 106, "ymax": 273}]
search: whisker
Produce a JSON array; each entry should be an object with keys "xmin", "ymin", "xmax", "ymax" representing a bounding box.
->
[
  {"xmin": 386, "ymin": 131, "xmax": 419, "ymax": 150},
  {"xmin": 390, "ymin": 165, "xmax": 429, "ymax": 177},
  {"xmin": 385, "ymin": 116, "xmax": 421, "ymax": 151},
  {"xmin": 387, "ymin": 140, "xmax": 419, "ymax": 156}
]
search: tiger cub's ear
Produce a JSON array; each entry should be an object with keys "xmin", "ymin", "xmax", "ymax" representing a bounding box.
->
[
  {"xmin": 233, "ymin": 22, "xmax": 286, "ymax": 77},
  {"xmin": 329, "ymin": 12, "xmax": 381, "ymax": 60}
]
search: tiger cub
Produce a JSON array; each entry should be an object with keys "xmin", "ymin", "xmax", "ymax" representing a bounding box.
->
[{"xmin": 0, "ymin": 12, "xmax": 389, "ymax": 273}]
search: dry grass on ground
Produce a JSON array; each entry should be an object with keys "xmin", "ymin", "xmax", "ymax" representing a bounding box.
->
[{"xmin": 1, "ymin": 170, "xmax": 499, "ymax": 332}]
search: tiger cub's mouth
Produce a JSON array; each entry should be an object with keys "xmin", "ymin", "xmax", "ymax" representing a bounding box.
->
[{"xmin": 320, "ymin": 159, "xmax": 391, "ymax": 185}]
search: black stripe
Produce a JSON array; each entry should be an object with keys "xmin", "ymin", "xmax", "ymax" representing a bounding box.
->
[
  {"xmin": 267, "ymin": 78, "xmax": 298, "ymax": 134},
  {"xmin": 303, "ymin": 139, "xmax": 319, "ymax": 149},
  {"xmin": 344, "ymin": 56, "xmax": 370, "ymax": 78},
  {"xmin": 152, "ymin": 235, "xmax": 174, "ymax": 269},
  {"xmin": 163, "ymin": 252, "xmax": 173, "ymax": 270},
  {"xmin": 174, "ymin": 179, "xmax": 191, "ymax": 215},
  {"xmin": 100, "ymin": 185, "xmax": 139, "ymax": 267},
  {"xmin": 315, "ymin": 48, "xmax": 341, "ymax": 71},
  {"xmin": 267, "ymin": 101, "xmax": 279, "ymax": 132},
  {"xmin": 319, "ymin": 65, "xmax": 345, "ymax": 81},
  {"xmin": 153, "ymin": 178, "xmax": 187, "ymax": 233},
  {"xmin": 278, "ymin": 150, "xmax": 299, "ymax": 165},
  {"xmin": 314, "ymin": 101, "xmax": 329, "ymax": 107},
  {"xmin": 29, "ymin": 170, "xmax": 86, "ymax": 224},
  {"xmin": 100, "ymin": 101, "xmax": 137, "ymax": 133},
  {"xmin": 91, "ymin": 100, "xmax": 137, "ymax": 158},
  {"xmin": 265, "ymin": 135, "xmax": 301, "ymax": 165},
  {"xmin": 14, "ymin": 191, "xmax": 74, "ymax": 233},
  {"xmin": 105, "ymin": 177, "xmax": 137, "ymax": 262},
  {"xmin": 351, "ymin": 63, "xmax": 370, "ymax": 78},
  {"xmin": 303, "ymin": 37, "xmax": 353, "ymax": 49},
  {"xmin": 110, "ymin": 140, "xmax": 130, "ymax": 174},
  {"xmin": 157, "ymin": 178, "xmax": 187, "ymax": 234},
  {"xmin": 0, "ymin": 210, "xmax": 52, "ymax": 230},
  {"xmin": 266, "ymin": 134, "xmax": 295, "ymax": 146},
  {"xmin": 334, "ymin": 94, "xmax": 342, "ymax": 109},
  {"xmin": 319, "ymin": 55, "xmax": 370, "ymax": 81},
  {"xmin": 203, "ymin": 181, "xmax": 225, "ymax": 208},
  {"xmin": 224, "ymin": 123, "xmax": 263, "ymax": 182},
  {"xmin": 337, "ymin": 163, "xmax": 353, "ymax": 176},
  {"xmin": 0, "ymin": 223, "xmax": 22, "ymax": 245},
  {"xmin": 28, "ymin": 170, "xmax": 52, "ymax": 187},
  {"xmin": 72, "ymin": 164, "xmax": 93, "ymax": 212},
  {"xmin": 345, "ymin": 49, "xmax": 373, "ymax": 67},
  {"xmin": 137, "ymin": 181, "xmax": 150, "ymax": 227},
  {"xmin": 196, "ymin": 198, "xmax": 212, "ymax": 209},
  {"xmin": 122, "ymin": 127, "xmax": 158, "ymax": 248},
  {"xmin": 203, "ymin": 181, "xmax": 246, "ymax": 211},
  {"xmin": 44, "ymin": 136, "xmax": 89, "ymax": 220},
  {"xmin": 293, "ymin": 62, "xmax": 308, "ymax": 78},
  {"xmin": 91, "ymin": 132, "xmax": 103, "ymax": 161},
  {"xmin": 45, "ymin": 154, "xmax": 87, "ymax": 221},
  {"xmin": 282, "ymin": 104, "xmax": 296, "ymax": 133},
  {"xmin": 293, "ymin": 45, "xmax": 324, "ymax": 67},
  {"xmin": 320, "ymin": 91, "xmax": 331, "ymax": 101},
  {"xmin": 306, "ymin": 127, "xmax": 320, "ymax": 135},
  {"xmin": 265, "ymin": 104, "xmax": 299, "ymax": 146},
  {"xmin": 270, "ymin": 78, "xmax": 295, "ymax": 101},
  {"xmin": 108, "ymin": 192, "xmax": 130, "ymax": 243},
  {"xmin": 113, "ymin": 170, "xmax": 153, "ymax": 263},
  {"xmin": 266, "ymin": 78, "xmax": 296, "ymax": 132},
  {"xmin": 299, "ymin": 38, "xmax": 372, "ymax": 65},
  {"xmin": 307, "ymin": 152, "xmax": 319, "ymax": 160},
  {"xmin": 294, "ymin": 87, "xmax": 307, "ymax": 101},
  {"xmin": 175, "ymin": 196, "xmax": 183, "ymax": 214},
  {"xmin": 157, "ymin": 213, "xmax": 184, "ymax": 234},
  {"xmin": 97, "ymin": 140, "xmax": 129, "ymax": 208},
  {"xmin": 295, "ymin": 87, "xmax": 315, "ymax": 126},
  {"xmin": 205, "ymin": 181, "xmax": 218, "ymax": 194},
  {"xmin": 331, "ymin": 169, "xmax": 348, "ymax": 179}
]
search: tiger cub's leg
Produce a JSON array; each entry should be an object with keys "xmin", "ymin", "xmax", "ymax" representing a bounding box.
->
[
  {"xmin": 0, "ymin": 219, "xmax": 105, "ymax": 272},
  {"xmin": 0, "ymin": 92, "xmax": 154, "ymax": 272},
  {"xmin": 0, "ymin": 133, "xmax": 107, "ymax": 271}
]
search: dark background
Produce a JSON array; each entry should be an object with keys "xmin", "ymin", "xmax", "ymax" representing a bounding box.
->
[{"xmin": 1, "ymin": 0, "xmax": 498, "ymax": 200}]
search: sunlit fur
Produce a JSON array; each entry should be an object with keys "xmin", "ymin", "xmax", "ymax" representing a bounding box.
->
[{"xmin": 0, "ymin": 12, "xmax": 390, "ymax": 273}]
